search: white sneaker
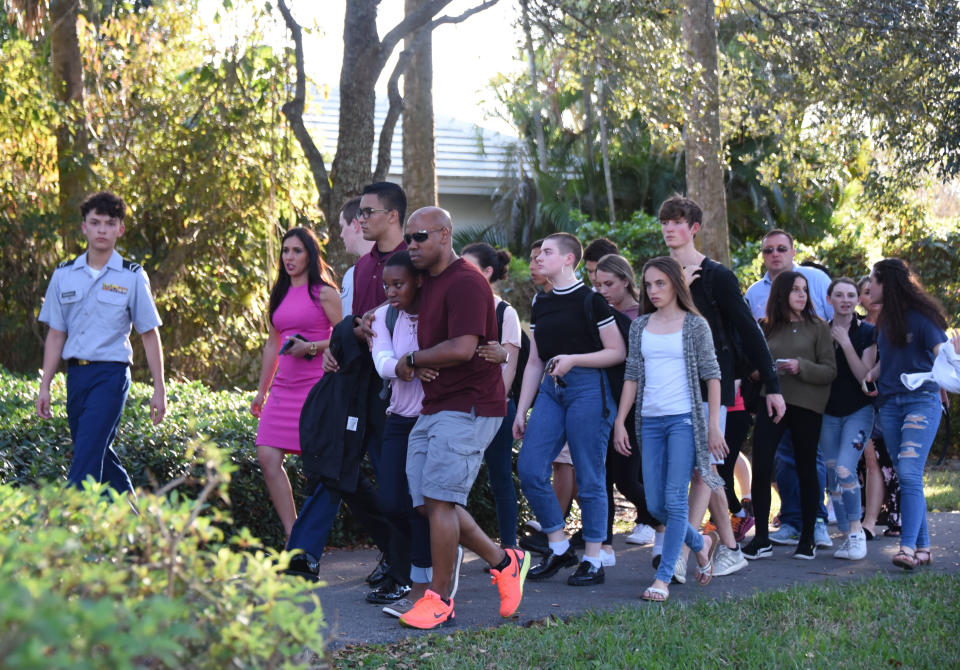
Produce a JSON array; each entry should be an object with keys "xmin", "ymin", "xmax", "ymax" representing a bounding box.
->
[
  {"xmin": 713, "ymin": 544, "xmax": 748, "ymax": 576},
  {"xmin": 626, "ymin": 523, "xmax": 656, "ymax": 545},
  {"xmin": 523, "ymin": 519, "xmax": 542, "ymax": 532},
  {"xmin": 826, "ymin": 498, "xmax": 837, "ymax": 524},
  {"xmin": 600, "ymin": 548, "xmax": 616, "ymax": 567},
  {"xmin": 671, "ymin": 554, "xmax": 687, "ymax": 584},
  {"xmin": 834, "ymin": 531, "xmax": 866, "ymax": 560}
]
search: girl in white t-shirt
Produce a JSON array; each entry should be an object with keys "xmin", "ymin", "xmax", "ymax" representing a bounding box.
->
[{"xmin": 613, "ymin": 256, "xmax": 726, "ymax": 602}]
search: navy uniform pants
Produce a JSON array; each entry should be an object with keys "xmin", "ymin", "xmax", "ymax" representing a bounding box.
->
[{"xmin": 66, "ymin": 361, "xmax": 133, "ymax": 494}]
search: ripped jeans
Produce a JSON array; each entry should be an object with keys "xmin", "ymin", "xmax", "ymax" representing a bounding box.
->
[
  {"xmin": 877, "ymin": 391, "xmax": 942, "ymax": 551},
  {"xmin": 820, "ymin": 405, "xmax": 875, "ymax": 533}
]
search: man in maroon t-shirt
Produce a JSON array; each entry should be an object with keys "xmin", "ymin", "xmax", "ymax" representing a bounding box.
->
[{"xmin": 392, "ymin": 206, "xmax": 530, "ymax": 629}]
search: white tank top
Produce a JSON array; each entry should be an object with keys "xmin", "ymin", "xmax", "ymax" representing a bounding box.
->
[{"xmin": 640, "ymin": 330, "xmax": 692, "ymax": 417}]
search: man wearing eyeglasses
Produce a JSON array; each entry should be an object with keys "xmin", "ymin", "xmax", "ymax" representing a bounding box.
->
[
  {"xmin": 350, "ymin": 182, "xmax": 409, "ymax": 320},
  {"xmin": 744, "ymin": 229, "xmax": 833, "ymax": 320}
]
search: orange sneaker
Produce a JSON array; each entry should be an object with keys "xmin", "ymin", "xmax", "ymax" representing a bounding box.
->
[
  {"xmin": 398, "ymin": 590, "xmax": 455, "ymax": 629},
  {"xmin": 490, "ymin": 548, "xmax": 530, "ymax": 617},
  {"xmin": 703, "ymin": 519, "xmax": 718, "ymax": 535}
]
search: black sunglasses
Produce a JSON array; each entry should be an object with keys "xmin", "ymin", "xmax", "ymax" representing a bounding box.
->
[
  {"xmin": 762, "ymin": 245, "xmax": 790, "ymax": 255},
  {"xmin": 404, "ymin": 228, "xmax": 443, "ymax": 244}
]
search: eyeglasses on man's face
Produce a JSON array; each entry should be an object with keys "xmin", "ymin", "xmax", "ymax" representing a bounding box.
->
[
  {"xmin": 356, "ymin": 207, "xmax": 391, "ymax": 220},
  {"xmin": 762, "ymin": 245, "xmax": 791, "ymax": 255},
  {"xmin": 403, "ymin": 228, "xmax": 444, "ymax": 245}
]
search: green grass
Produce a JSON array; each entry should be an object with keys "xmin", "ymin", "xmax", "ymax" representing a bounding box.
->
[
  {"xmin": 926, "ymin": 467, "xmax": 960, "ymax": 512},
  {"xmin": 333, "ymin": 573, "xmax": 960, "ymax": 669}
]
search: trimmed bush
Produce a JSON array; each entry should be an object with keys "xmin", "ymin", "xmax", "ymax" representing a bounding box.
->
[
  {"xmin": 0, "ymin": 367, "xmax": 525, "ymax": 549},
  {"xmin": 0, "ymin": 443, "xmax": 325, "ymax": 668}
]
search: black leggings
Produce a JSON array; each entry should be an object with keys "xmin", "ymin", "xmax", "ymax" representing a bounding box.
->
[
  {"xmin": 751, "ymin": 404, "xmax": 822, "ymax": 546},
  {"xmin": 717, "ymin": 409, "xmax": 753, "ymax": 515},
  {"xmin": 605, "ymin": 409, "xmax": 660, "ymax": 544}
]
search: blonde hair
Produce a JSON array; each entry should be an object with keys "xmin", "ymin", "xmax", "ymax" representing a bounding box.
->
[{"xmin": 596, "ymin": 254, "xmax": 639, "ymax": 302}]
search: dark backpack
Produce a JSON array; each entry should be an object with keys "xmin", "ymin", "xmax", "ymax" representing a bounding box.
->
[
  {"xmin": 583, "ymin": 292, "xmax": 632, "ymax": 417},
  {"xmin": 496, "ymin": 300, "xmax": 530, "ymax": 403},
  {"xmin": 699, "ymin": 259, "xmax": 763, "ymax": 408}
]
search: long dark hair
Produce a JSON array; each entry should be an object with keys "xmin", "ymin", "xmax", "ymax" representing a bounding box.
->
[
  {"xmin": 763, "ymin": 271, "xmax": 817, "ymax": 335},
  {"xmin": 640, "ymin": 256, "xmax": 701, "ymax": 316},
  {"xmin": 872, "ymin": 258, "xmax": 946, "ymax": 347},
  {"xmin": 268, "ymin": 227, "xmax": 339, "ymax": 322},
  {"xmin": 462, "ymin": 242, "xmax": 511, "ymax": 283}
]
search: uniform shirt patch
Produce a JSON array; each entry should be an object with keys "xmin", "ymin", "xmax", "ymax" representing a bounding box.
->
[
  {"xmin": 102, "ymin": 283, "xmax": 128, "ymax": 295},
  {"xmin": 61, "ymin": 290, "xmax": 77, "ymax": 298}
]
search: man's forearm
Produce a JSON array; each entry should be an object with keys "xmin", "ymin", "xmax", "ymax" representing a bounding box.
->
[
  {"xmin": 410, "ymin": 335, "xmax": 479, "ymax": 369},
  {"xmin": 141, "ymin": 329, "xmax": 165, "ymax": 389},
  {"xmin": 40, "ymin": 329, "xmax": 67, "ymax": 387}
]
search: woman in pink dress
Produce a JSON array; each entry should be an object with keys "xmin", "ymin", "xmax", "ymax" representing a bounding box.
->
[{"xmin": 251, "ymin": 227, "xmax": 341, "ymax": 539}]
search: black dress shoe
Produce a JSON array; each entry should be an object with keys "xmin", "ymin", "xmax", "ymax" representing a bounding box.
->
[
  {"xmin": 567, "ymin": 560, "xmax": 604, "ymax": 586},
  {"xmin": 518, "ymin": 529, "xmax": 550, "ymax": 556},
  {"xmin": 528, "ymin": 546, "xmax": 578, "ymax": 581},
  {"xmin": 366, "ymin": 553, "xmax": 390, "ymax": 585},
  {"xmin": 284, "ymin": 552, "xmax": 321, "ymax": 582},
  {"xmin": 365, "ymin": 578, "xmax": 411, "ymax": 604}
]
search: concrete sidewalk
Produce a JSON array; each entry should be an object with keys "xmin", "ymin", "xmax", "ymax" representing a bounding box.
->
[{"xmin": 306, "ymin": 512, "xmax": 960, "ymax": 650}]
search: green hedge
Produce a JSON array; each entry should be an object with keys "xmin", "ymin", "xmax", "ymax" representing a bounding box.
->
[
  {"xmin": 0, "ymin": 367, "xmax": 526, "ymax": 549},
  {"xmin": 0, "ymin": 444, "xmax": 326, "ymax": 668}
]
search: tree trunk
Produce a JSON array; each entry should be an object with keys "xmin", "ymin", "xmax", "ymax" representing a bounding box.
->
[
  {"xmin": 402, "ymin": 0, "xmax": 438, "ymax": 214},
  {"xmin": 520, "ymin": 0, "xmax": 548, "ymax": 174},
  {"xmin": 681, "ymin": 0, "xmax": 730, "ymax": 265},
  {"xmin": 581, "ymin": 72, "xmax": 597, "ymax": 220},
  {"xmin": 596, "ymin": 72, "xmax": 616, "ymax": 224},
  {"xmin": 50, "ymin": 0, "xmax": 89, "ymax": 251}
]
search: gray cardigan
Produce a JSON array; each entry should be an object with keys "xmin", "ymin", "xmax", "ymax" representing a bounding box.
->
[{"xmin": 625, "ymin": 312, "xmax": 724, "ymax": 491}]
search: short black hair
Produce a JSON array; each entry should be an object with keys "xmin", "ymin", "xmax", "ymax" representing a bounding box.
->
[
  {"xmin": 81, "ymin": 191, "xmax": 125, "ymax": 221},
  {"xmin": 657, "ymin": 195, "xmax": 702, "ymax": 226},
  {"xmin": 583, "ymin": 238, "xmax": 619, "ymax": 263},
  {"xmin": 361, "ymin": 182, "xmax": 407, "ymax": 225}
]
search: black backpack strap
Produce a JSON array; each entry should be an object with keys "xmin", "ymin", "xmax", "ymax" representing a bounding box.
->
[
  {"xmin": 583, "ymin": 291, "xmax": 610, "ymax": 418},
  {"xmin": 380, "ymin": 305, "xmax": 401, "ymax": 400},
  {"xmin": 385, "ymin": 305, "xmax": 399, "ymax": 338},
  {"xmin": 496, "ymin": 300, "xmax": 507, "ymax": 343}
]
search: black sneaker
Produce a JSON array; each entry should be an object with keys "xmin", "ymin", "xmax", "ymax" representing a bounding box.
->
[
  {"xmin": 567, "ymin": 560, "xmax": 604, "ymax": 586},
  {"xmin": 365, "ymin": 578, "xmax": 411, "ymax": 604},
  {"xmin": 366, "ymin": 553, "xmax": 390, "ymax": 586},
  {"xmin": 792, "ymin": 543, "xmax": 816, "ymax": 560},
  {"xmin": 518, "ymin": 529, "xmax": 550, "ymax": 556},
  {"xmin": 284, "ymin": 552, "xmax": 321, "ymax": 581},
  {"xmin": 742, "ymin": 538, "xmax": 773, "ymax": 560}
]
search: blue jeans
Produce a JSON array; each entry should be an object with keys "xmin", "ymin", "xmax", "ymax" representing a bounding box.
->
[
  {"xmin": 641, "ymin": 413, "xmax": 705, "ymax": 584},
  {"xmin": 518, "ymin": 367, "xmax": 613, "ymax": 543},
  {"xmin": 66, "ymin": 362, "xmax": 133, "ymax": 494},
  {"xmin": 484, "ymin": 398, "xmax": 519, "ymax": 547},
  {"xmin": 878, "ymin": 391, "xmax": 942, "ymax": 550},
  {"xmin": 775, "ymin": 432, "xmax": 828, "ymax": 528},
  {"xmin": 820, "ymin": 405, "xmax": 875, "ymax": 533}
]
